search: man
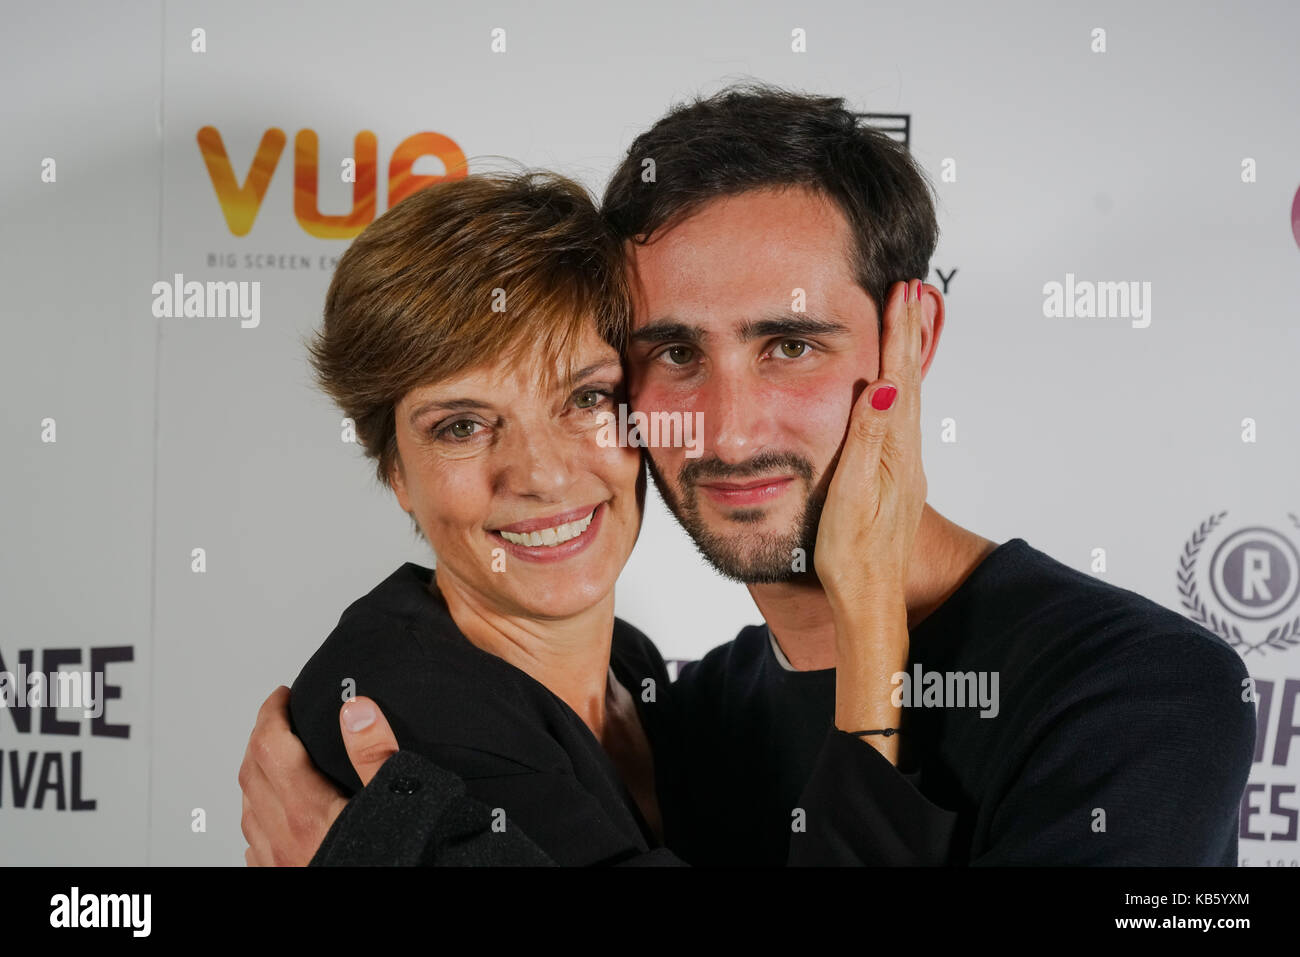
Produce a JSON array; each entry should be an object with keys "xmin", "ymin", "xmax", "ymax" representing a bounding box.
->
[{"xmin": 240, "ymin": 83, "xmax": 1254, "ymax": 866}]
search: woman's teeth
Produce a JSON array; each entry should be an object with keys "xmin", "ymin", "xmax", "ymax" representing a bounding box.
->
[{"xmin": 498, "ymin": 508, "xmax": 597, "ymax": 547}]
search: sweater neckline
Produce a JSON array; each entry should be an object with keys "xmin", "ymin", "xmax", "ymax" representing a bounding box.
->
[{"xmin": 763, "ymin": 538, "xmax": 1030, "ymax": 675}]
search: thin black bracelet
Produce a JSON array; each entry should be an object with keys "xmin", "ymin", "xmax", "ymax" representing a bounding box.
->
[{"xmin": 847, "ymin": 727, "xmax": 901, "ymax": 737}]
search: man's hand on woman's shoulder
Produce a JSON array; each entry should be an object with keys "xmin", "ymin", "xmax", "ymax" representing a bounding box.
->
[{"xmin": 239, "ymin": 686, "xmax": 399, "ymax": 866}]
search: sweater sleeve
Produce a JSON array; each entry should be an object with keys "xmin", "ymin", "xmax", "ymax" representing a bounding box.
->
[
  {"xmin": 311, "ymin": 749, "xmax": 689, "ymax": 867},
  {"xmin": 790, "ymin": 631, "xmax": 1255, "ymax": 866},
  {"xmin": 969, "ymin": 634, "xmax": 1255, "ymax": 866},
  {"xmin": 788, "ymin": 729, "xmax": 959, "ymax": 865},
  {"xmin": 312, "ymin": 749, "xmax": 554, "ymax": 866}
]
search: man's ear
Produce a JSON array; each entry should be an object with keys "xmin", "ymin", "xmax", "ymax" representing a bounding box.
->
[{"xmin": 917, "ymin": 282, "xmax": 946, "ymax": 379}]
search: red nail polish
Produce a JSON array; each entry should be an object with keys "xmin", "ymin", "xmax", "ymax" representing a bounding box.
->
[
  {"xmin": 871, "ymin": 385, "xmax": 897, "ymax": 410},
  {"xmin": 903, "ymin": 283, "xmax": 909, "ymax": 304}
]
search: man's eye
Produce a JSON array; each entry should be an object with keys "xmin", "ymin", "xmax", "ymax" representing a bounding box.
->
[
  {"xmin": 663, "ymin": 345, "xmax": 695, "ymax": 365},
  {"xmin": 776, "ymin": 340, "xmax": 811, "ymax": 359}
]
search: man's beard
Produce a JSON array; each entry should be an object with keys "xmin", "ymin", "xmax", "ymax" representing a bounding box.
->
[{"xmin": 646, "ymin": 449, "xmax": 825, "ymax": 584}]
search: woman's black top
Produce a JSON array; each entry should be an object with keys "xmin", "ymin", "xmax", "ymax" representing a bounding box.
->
[{"xmin": 289, "ymin": 562, "xmax": 680, "ymax": 866}]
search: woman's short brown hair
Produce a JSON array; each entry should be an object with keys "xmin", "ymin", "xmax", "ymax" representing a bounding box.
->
[{"xmin": 308, "ymin": 170, "xmax": 631, "ymax": 490}]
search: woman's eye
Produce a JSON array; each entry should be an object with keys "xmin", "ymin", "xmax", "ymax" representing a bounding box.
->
[
  {"xmin": 439, "ymin": 420, "xmax": 481, "ymax": 440},
  {"xmin": 776, "ymin": 340, "xmax": 810, "ymax": 359},
  {"xmin": 574, "ymin": 389, "xmax": 607, "ymax": 409},
  {"xmin": 663, "ymin": 345, "xmax": 695, "ymax": 365}
]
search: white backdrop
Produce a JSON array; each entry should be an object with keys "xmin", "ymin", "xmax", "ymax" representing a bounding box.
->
[{"xmin": 2, "ymin": 0, "xmax": 1298, "ymax": 866}]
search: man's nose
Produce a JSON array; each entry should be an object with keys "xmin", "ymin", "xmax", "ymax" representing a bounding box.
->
[{"xmin": 703, "ymin": 371, "xmax": 776, "ymax": 465}]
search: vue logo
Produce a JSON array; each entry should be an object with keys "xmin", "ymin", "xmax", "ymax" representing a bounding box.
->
[{"xmin": 197, "ymin": 127, "xmax": 467, "ymax": 238}]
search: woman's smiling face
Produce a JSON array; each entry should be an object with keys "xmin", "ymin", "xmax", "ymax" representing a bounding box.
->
[{"xmin": 390, "ymin": 322, "xmax": 643, "ymax": 620}]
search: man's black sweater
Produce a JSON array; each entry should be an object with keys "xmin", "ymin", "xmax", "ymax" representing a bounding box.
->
[
  {"xmin": 669, "ymin": 538, "xmax": 1254, "ymax": 865},
  {"xmin": 306, "ymin": 538, "xmax": 1256, "ymax": 865}
]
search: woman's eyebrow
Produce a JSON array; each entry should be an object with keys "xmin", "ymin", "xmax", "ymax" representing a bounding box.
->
[
  {"xmin": 407, "ymin": 398, "xmax": 493, "ymax": 424},
  {"xmin": 566, "ymin": 358, "xmax": 623, "ymax": 384},
  {"xmin": 406, "ymin": 361, "xmax": 620, "ymax": 424}
]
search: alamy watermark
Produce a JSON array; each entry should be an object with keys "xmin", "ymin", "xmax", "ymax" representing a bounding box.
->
[
  {"xmin": 0, "ymin": 665, "xmax": 105, "ymax": 719},
  {"xmin": 596, "ymin": 405, "xmax": 704, "ymax": 458},
  {"xmin": 892, "ymin": 664, "xmax": 999, "ymax": 718},
  {"xmin": 151, "ymin": 272, "xmax": 260, "ymax": 328},
  {"xmin": 1042, "ymin": 272, "xmax": 1151, "ymax": 328},
  {"xmin": 50, "ymin": 887, "xmax": 150, "ymax": 937}
]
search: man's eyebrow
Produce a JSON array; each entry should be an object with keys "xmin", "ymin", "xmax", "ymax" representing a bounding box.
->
[
  {"xmin": 629, "ymin": 320, "xmax": 704, "ymax": 346},
  {"xmin": 738, "ymin": 314, "xmax": 851, "ymax": 340}
]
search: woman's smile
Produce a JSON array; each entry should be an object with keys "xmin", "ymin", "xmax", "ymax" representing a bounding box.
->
[{"xmin": 490, "ymin": 502, "xmax": 607, "ymax": 563}]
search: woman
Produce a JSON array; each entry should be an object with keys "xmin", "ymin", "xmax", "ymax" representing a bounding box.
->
[
  {"xmin": 290, "ymin": 170, "xmax": 674, "ymax": 864},
  {"xmin": 285, "ymin": 169, "xmax": 922, "ymax": 865}
]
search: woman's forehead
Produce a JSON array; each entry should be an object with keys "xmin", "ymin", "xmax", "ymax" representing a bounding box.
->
[{"xmin": 401, "ymin": 333, "xmax": 622, "ymax": 406}]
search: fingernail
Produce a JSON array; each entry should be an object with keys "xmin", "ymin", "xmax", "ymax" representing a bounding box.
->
[
  {"xmin": 871, "ymin": 385, "xmax": 897, "ymax": 410},
  {"xmin": 342, "ymin": 699, "xmax": 375, "ymax": 732},
  {"xmin": 913, "ymin": 280, "xmax": 922, "ymax": 302},
  {"xmin": 903, "ymin": 282, "xmax": 910, "ymax": 304}
]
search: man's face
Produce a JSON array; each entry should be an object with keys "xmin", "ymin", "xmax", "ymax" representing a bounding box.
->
[{"xmin": 624, "ymin": 185, "xmax": 884, "ymax": 583}]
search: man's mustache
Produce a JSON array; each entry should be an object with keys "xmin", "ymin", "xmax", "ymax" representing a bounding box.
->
[{"xmin": 678, "ymin": 450, "xmax": 815, "ymax": 487}]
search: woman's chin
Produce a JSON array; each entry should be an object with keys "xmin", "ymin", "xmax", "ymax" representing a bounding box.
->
[{"xmin": 504, "ymin": 572, "xmax": 617, "ymax": 620}]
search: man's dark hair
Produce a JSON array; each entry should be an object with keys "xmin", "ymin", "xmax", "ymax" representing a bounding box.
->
[{"xmin": 601, "ymin": 81, "xmax": 939, "ymax": 326}]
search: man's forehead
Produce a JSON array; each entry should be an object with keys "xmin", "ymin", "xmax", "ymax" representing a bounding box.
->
[
  {"xmin": 625, "ymin": 268, "xmax": 871, "ymax": 340},
  {"xmin": 624, "ymin": 190, "xmax": 859, "ymax": 329}
]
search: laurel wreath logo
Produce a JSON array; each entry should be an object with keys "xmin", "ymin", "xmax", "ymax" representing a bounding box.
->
[{"xmin": 1177, "ymin": 511, "xmax": 1300, "ymax": 656}]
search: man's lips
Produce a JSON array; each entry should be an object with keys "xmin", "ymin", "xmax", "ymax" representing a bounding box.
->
[{"xmin": 695, "ymin": 477, "xmax": 794, "ymax": 507}]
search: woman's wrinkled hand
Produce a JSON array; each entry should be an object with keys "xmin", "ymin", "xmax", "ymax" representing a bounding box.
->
[{"xmin": 813, "ymin": 279, "xmax": 927, "ymax": 608}]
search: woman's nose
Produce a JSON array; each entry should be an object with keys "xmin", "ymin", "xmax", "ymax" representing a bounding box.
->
[{"xmin": 496, "ymin": 423, "xmax": 579, "ymax": 499}]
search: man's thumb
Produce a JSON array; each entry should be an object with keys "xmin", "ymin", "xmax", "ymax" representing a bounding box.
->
[{"xmin": 339, "ymin": 696, "xmax": 399, "ymax": 787}]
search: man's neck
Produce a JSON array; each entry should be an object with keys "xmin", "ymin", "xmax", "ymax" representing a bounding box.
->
[{"xmin": 748, "ymin": 505, "xmax": 999, "ymax": 671}]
